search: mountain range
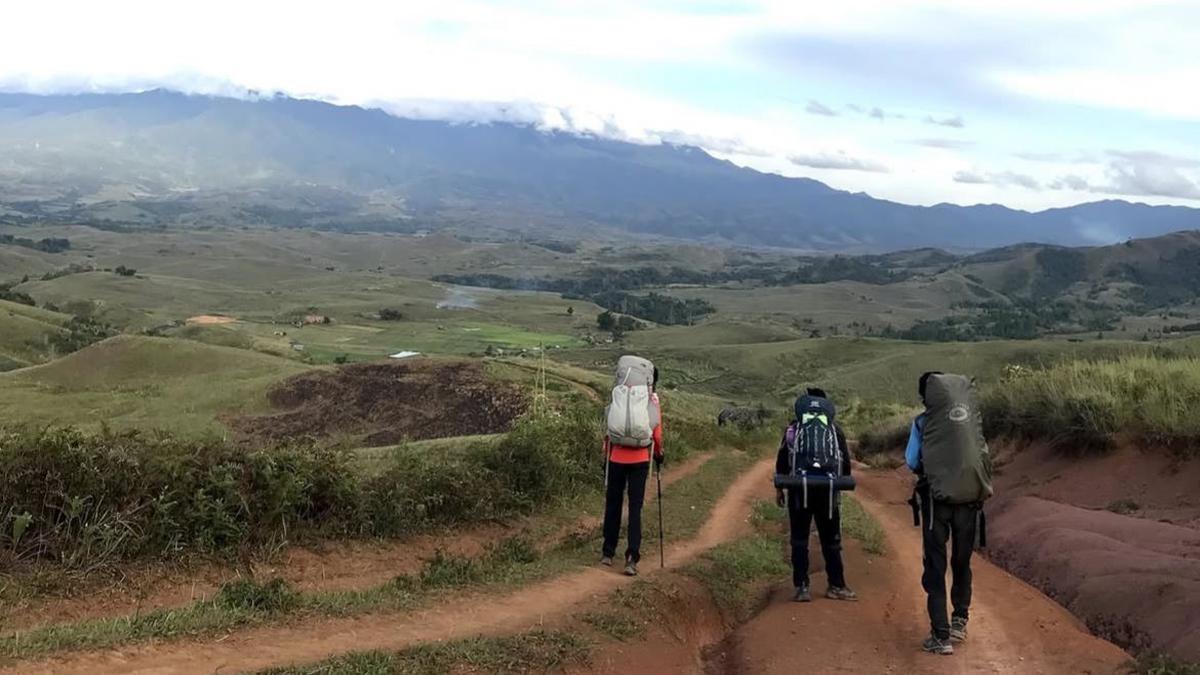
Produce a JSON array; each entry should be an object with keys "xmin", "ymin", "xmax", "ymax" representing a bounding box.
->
[{"xmin": 1, "ymin": 90, "xmax": 1198, "ymax": 252}]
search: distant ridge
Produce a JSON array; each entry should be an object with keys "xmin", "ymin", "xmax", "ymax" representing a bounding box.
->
[{"xmin": 1, "ymin": 90, "xmax": 1197, "ymax": 251}]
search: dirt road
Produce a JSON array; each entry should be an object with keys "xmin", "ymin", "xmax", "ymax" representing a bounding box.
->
[
  {"xmin": 710, "ymin": 469, "xmax": 1131, "ymax": 675},
  {"xmin": 7, "ymin": 462, "xmax": 1135, "ymax": 675},
  {"xmin": 8, "ymin": 457, "xmax": 776, "ymax": 675}
]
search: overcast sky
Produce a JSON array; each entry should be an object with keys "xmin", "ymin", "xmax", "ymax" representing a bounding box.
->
[{"xmin": 3, "ymin": 0, "xmax": 1198, "ymax": 211}]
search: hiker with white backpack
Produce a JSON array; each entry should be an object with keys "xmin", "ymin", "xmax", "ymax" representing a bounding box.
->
[
  {"xmin": 774, "ymin": 387, "xmax": 857, "ymax": 603},
  {"xmin": 601, "ymin": 355, "xmax": 664, "ymax": 577}
]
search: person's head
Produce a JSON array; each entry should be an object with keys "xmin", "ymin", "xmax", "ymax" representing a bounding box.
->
[
  {"xmin": 805, "ymin": 386, "xmax": 828, "ymax": 399},
  {"xmin": 918, "ymin": 371, "xmax": 942, "ymax": 402},
  {"xmin": 652, "ymin": 366, "xmax": 660, "ymax": 390}
]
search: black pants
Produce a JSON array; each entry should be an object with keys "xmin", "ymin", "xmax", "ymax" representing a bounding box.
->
[
  {"xmin": 602, "ymin": 461, "xmax": 650, "ymax": 563},
  {"xmin": 787, "ymin": 488, "xmax": 846, "ymax": 589},
  {"xmin": 922, "ymin": 500, "xmax": 979, "ymax": 639}
]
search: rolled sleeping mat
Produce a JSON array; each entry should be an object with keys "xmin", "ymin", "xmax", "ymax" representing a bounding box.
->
[{"xmin": 773, "ymin": 474, "xmax": 857, "ymax": 491}]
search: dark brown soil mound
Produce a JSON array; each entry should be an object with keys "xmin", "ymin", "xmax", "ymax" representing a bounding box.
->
[
  {"xmin": 231, "ymin": 359, "xmax": 527, "ymax": 446},
  {"xmin": 987, "ymin": 441, "xmax": 1200, "ymax": 662},
  {"xmin": 988, "ymin": 495, "xmax": 1200, "ymax": 660}
]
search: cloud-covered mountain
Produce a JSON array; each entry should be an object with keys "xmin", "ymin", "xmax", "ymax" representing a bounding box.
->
[{"xmin": 1, "ymin": 90, "xmax": 1197, "ymax": 251}]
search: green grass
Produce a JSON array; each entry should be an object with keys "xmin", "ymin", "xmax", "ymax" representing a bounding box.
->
[
  {"xmin": 259, "ymin": 631, "xmax": 590, "ymax": 675},
  {"xmin": 684, "ymin": 532, "xmax": 789, "ymax": 620},
  {"xmin": 984, "ymin": 354, "xmax": 1200, "ymax": 452},
  {"xmin": 0, "ymin": 335, "xmax": 309, "ymax": 436},
  {"xmin": 0, "ymin": 299, "xmax": 69, "ymax": 370},
  {"xmin": 561, "ymin": 334, "xmax": 1176, "ymax": 408},
  {"xmin": 841, "ymin": 495, "xmax": 886, "ymax": 555}
]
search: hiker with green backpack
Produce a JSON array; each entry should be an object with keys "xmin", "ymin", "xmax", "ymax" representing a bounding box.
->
[
  {"xmin": 906, "ymin": 372, "xmax": 993, "ymax": 656},
  {"xmin": 774, "ymin": 387, "xmax": 857, "ymax": 603}
]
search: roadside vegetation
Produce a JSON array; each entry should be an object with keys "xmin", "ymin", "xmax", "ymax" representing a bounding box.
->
[
  {"xmin": 0, "ymin": 406, "xmax": 599, "ymax": 571},
  {"xmin": 0, "ymin": 438, "xmax": 765, "ymax": 660},
  {"xmin": 984, "ymin": 354, "xmax": 1200, "ymax": 453}
]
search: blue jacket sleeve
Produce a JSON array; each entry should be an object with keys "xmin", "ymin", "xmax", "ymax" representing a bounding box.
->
[{"xmin": 905, "ymin": 416, "xmax": 924, "ymax": 472}]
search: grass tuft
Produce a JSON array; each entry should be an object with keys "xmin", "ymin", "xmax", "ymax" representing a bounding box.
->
[
  {"xmin": 261, "ymin": 630, "xmax": 590, "ymax": 675},
  {"xmin": 841, "ymin": 494, "xmax": 886, "ymax": 556},
  {"xmin": 216, "ymin": 578, "xmax": 299, "ymax": 614},
  {"xmin": 1129, "ymin": 654, "xmax": 1200, "ymax": 675}
]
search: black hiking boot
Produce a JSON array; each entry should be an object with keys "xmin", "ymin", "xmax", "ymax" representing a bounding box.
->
[
  {"xmin": 950, "ymin": 617, "xmax": 968, "ymax": 643},
  {"xmin": 826, "ymin": 586, "xmax": 858, "ymax": 601},
  {"xmin": 793, "ymin": 584, "xmax": 812, "ymax": 603},
  {"xmin": 623, "ymin": 557, "xmax": 638, "ymax": 577},
  {"xmin": 922, "ymin": 634, "xmax": 954, "ymax": 656},
  {"xmin": 600, "ymin": 556, "xmax": 614, "ymax": 567}
]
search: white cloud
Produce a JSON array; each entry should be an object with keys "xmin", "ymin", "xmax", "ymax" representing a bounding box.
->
[
  {"xmin": 789, "ymin": 151, "xmax": 890, "ymax": 172},
  {"xmin": 0, "ymin": 0, "xmax": 1197, "ymax": 210}
]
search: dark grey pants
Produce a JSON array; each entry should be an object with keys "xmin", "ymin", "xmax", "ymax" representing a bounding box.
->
[{"xmin": 921, "ymin": 500, "xmax": 978, "ymax": 639}]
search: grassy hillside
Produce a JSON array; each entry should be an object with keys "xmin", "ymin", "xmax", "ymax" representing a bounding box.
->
[
  {"xmin": 0, "ymin": 335, "xmax": 310, "ymax": 436},
  {"xmin": 0, "ymin": 299, "xmax": 69, "ymax": 370},
  {"xmin": 564, "ymin": 335, "xmax": 1189, "ymax": 407}
]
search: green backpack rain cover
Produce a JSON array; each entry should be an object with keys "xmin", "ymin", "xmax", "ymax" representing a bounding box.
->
[{"xmin": 922, "ymin": 373, "xmax": 993, "ymax": 504}]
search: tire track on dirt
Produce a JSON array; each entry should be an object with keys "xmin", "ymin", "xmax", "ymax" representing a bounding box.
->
[{"xmin": 7, "ymin": 456, "xmax": 774, "ymax": 675}]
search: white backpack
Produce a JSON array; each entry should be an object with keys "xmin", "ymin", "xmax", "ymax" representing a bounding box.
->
[{"xmin": 606, "ymin": 355, "xmax": 659, "ymax": 448}]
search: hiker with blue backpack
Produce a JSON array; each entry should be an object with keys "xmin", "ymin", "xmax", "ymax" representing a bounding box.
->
[
  {"xmin": 906, "ymin": 372, "xmax": 993, "ymax": 656},
  {"xmin": 774, "ymin": 387, "xmax": 857, "ymax": 603}
]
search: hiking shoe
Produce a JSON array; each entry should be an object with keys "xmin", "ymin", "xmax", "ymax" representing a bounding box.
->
[
  {"xmin": 599, "ymin": 556, "xmax": 614, "ymax": 567},
  {"xmin": 922, "ymin": 635, "xmax": 954, "ymax": 656},
  {"xmin": 950, "ymin": 617, "xmax": 968, "ymax": 643},
  {"xmin": 623, "ymin": 559, "xmax": 638, "ymax": 577},
  {"xmin": 793, "ymin": 584, "xmax": 812, "ymax": 603},
  {"xmin": 826, "ymin": 586, "xmax": 858, "ymax": 601}
]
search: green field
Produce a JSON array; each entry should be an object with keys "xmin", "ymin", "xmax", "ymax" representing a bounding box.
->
[
  {"xmin": 0, "ymin": 299, "xmax": 69, "ymax": 370},
  {"xmin": 0, "ymin": 335, "xmax": 309, "ymax": 436},
  {"xmin": 5, "ymin": 223, "xmax": 1200, "ymax": 442}
]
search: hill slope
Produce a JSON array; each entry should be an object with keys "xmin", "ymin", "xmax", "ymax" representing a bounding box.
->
[
  {"xmin": 0, "ymin": 335, "xmax": 309, "ymax": 434},
  {"xmin": 0, "ymin": 299, "xmax": 69, "ymax": 371},
  {"xmin": 2, "ymin": 90, "xmax": 1198, "ymax": 251}
]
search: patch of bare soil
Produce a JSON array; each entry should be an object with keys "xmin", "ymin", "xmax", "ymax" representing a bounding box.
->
[
  {"xmin": 185, "ymin": 314, "xmax": 236, "ymax": 325},
  {"xmin": 230, "ymin": 358, "xmax": 528, "ymax": 446},
  {"xmin": 985, "ymin": 440, "xmax": 1200, "ymax": 660}
]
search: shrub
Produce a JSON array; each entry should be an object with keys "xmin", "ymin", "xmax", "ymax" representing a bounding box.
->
[
  {"xmin": 857, "ymin": 414, "xmax": 914, "ymax": 464},
  {"xmin": 0, "ymin": 404, "xmax": 605, "ymax": 571},
  {"xmin": 983, "ymin": 355, "xmax": 1200, "ymax": 454}
]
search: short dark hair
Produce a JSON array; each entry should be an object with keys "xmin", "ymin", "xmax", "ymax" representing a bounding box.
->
[
  {"xmin": 652, "ymin": 366, "xmax": 660, "ymax": 388},
  {"xmin": 805, "ymin": 387, "xmax": 828, "ymax": 398},
  {"xmin": 918, "ymin": 371, "xmax": 942, "ymax": 400}
]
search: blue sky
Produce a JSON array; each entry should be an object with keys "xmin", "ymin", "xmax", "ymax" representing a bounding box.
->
[{"xmin": 2, "ymin": 0, "xmax": 1198, "ymax": 211}]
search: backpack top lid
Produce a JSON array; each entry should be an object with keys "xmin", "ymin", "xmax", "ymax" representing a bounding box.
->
[
  {"xmin": 794, "ymin": 394, "xmax": 836, "ymax": 425},
  {"xmin": 923, "ymin": 372, "xmax": 972, "ymax": 410},
  {"xmin": 615, "ymin": 355, "xmax": 654, "ymax": 388}
]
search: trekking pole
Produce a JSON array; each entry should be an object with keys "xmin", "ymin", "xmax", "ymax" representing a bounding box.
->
[{"xmin": 656, "ymin": 464, "xmax": 665, "ymax": 568}]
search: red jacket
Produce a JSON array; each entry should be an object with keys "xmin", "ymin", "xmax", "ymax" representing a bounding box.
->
[{"xmin": 605, "ymin": 392, "xmax": 664, "ymax": 464}]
